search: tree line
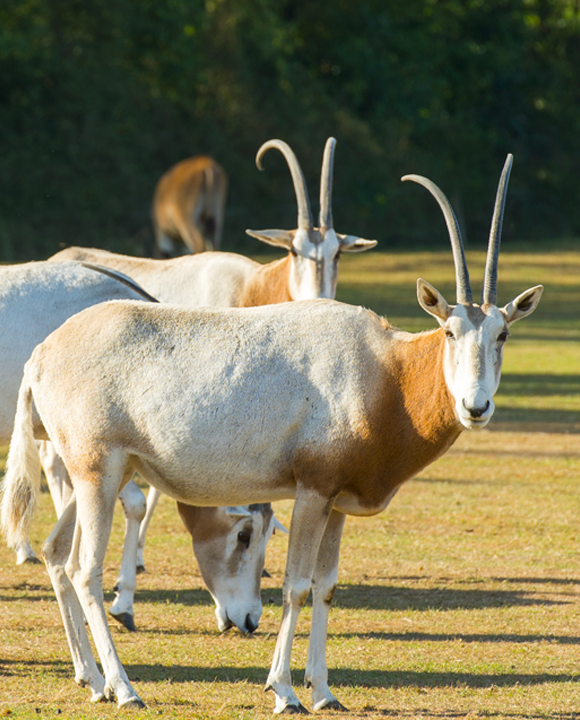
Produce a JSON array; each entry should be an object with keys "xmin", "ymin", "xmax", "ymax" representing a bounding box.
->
[{"xmin": 1, "ymin": 0, "xmax": 579, "ymax": 260}]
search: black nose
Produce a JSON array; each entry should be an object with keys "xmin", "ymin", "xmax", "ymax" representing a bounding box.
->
[
  {"xmin": 244, "ymin": 614, "xmax": 258, "ymax": 633},
  {"xmin": 463, "ymin": 399, "xmax": 490, "ymax": 418}
]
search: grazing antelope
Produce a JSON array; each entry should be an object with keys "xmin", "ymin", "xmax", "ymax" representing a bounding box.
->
[
  {"xmin": 152, "ymin": 155, "xmax": 228, "ymax": 256},
  {"xmin": 0, "ymin": 261, "xmax": 276, "ymax": 636},
  {"xmin": 1, "ymin": 156, "xmax": 541, "ymax": 713},
  {"xmin": 49, "ymin": 138, "xmax": 375, "ymax": 630}
]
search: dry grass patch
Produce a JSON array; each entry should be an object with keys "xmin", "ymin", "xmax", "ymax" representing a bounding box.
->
[{"xmin": 1, "ymin": 249, "xmax": 580, "ymax": 718}]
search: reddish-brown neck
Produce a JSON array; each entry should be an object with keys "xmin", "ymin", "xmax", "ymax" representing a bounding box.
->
[{"xmin": 237, "ymin": 256, "xmax": 293, "ymax": 307}]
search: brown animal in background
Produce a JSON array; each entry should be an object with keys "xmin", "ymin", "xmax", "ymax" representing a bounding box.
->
[{"xmin": 152, "ymin": 155, "xmax": 227, "ymax": 256}]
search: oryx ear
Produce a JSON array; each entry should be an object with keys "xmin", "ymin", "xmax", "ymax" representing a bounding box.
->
[
  {"xmin": 417, "ymin": 278, "xmax": 452, "ymax": 323},
  {"xmin": 336, "ymin": 233, "xmax": 378, "ymax": 253},
  {"xmin": 224, "ymin": 505, "xmax": 252, "ymax": 518},
  {"xmin": 272, "ymin": 516, "xmax": 289, "ymax": 535},
  {"xmin": 501, "ymin": 285, "xmax": 543, "ymax": 325},
  {"xmin": 245, "ymin": 229, "xmax": 295, "ymax": 250}
]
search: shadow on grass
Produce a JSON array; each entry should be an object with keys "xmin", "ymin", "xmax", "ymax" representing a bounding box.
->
[
  {"xmin": 4, "ymin": 658, "xmax": 579, "ymax": 693},
  {"xmin": 329, "ymin": 584, "xmax": 567, "ymax": 611},
  {"xmin": 334, "ymin": 630, "xmax": 580, "ymax": 645},
  {"xmin": 134, "ymin": 587, "xmax": 214, "ymax": 607},
  {"xmin": 491, "ymin": 407, "xmax": 580, "ymax": 426},
  {"xmin": 93, "ymin": 663, "xmax": 580, "ymax": 690},
  {"xmin": 498, "ymin": 374, "xmax": 580, "ymax": 396},
  {"xmin": 130, "ymin": 582, "xmax": 567, "ymax": 613},
  {"xmin": 0, "ymin": 658, "xmax": 71, "ymax": 677}
]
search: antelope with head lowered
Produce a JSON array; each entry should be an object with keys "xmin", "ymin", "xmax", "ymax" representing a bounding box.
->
[
  {"xmin": 48, "ymin": 137, "xmax": 376, "ymax": 631},
  {"xmin": 1, "ymin": 156, "xmax": 541, "ymax": 713}
]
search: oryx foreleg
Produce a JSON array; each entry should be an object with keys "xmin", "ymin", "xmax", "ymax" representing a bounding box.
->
[
  {"xmin": 266, "ymin": 488, "xmax": 335, "ymax": 714},
  {"xmin": 304, "ymin": 508, "xmax": 346, "ymax": 711}
]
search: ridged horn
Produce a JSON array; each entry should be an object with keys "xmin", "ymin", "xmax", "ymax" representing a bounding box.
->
[
  {"xmin": 256, "ymin": 139, "xmax": 313, "ymax": 231},
  {"xmin": 402, "ymin": 174, "xmax": 472, "ymax": 304},
  {"xmin": 482, "ymin": 154, "xmax": 513, "ymax": 306},
  {"xmin": 319, "ymin": 137, "xmax": 336, "ymax": 229}
]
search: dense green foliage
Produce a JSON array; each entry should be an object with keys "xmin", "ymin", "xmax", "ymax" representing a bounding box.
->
[{"xmin": 1, "ymin": 0, "xmax": 580, "ymax": 259}]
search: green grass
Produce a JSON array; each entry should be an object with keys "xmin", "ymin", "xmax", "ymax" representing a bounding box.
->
[{"xmin": 1, "ymin": 249, "xmax": 580, "ymax": 718}]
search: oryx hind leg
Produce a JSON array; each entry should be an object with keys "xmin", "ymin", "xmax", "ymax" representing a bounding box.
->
[
  {"xmin": 42, "ymin": 496, "xmax": 106, "ymax": 702},
  {"xmin": 110, "ymin": 478, "xmax": 146, "ymax": 631},
  {"xmin": 136, "ymin": 485, "xmax": 161, "ymax": 572},
  {"xmin": 38, "ymin": 440, "xmax": 73, "ymax": 517},
  {"xmin": 65, "ymin": 454, "xmax": 144, "ymax": 708},
  {"xmin": 14, "ymin": 441, "xmax": 72, "ymax": 565},
  {"xmin": 304, "ymin": 508, "xmax": 346, "ymax": 711},
  {"xmin": 266, "ymin": 487, "xmax": 335, "ymax": 714}
]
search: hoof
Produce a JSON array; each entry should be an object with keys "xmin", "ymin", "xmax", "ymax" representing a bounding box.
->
[
  {"xmin": 261, "ymin": 568, "xmax": 272, "ymax": 578},
  {"xmin": 314, "ymin": 699, "xmax": 347, "ymax": 712},
  {"xmin": 278, "ymin": 703, "xmax": 309, "ymax": 715},
  {"xmin": 119, "ymin": 698, "xmax": 146, "ymax": 710},
  {"xmin": 24, "ymin": 556, "xmax": 42, "ymax": 565},
  {"xmin": 110, "ymin": 611, "xmax": 137, "ymax": 632},
  {"xmin": 136, "ymin": 565, "xmax": 146, "ymax": 574}
]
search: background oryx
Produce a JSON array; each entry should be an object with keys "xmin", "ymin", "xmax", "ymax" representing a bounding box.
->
[
  {"xmin": 1, "ymin": 155, "xmax": 542, "ymax": 712},
  {"xmin": 152, "ymin": 155, "xmax": 228, "ymax": 256}
]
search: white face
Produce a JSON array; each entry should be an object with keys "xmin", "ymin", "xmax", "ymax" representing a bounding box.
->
[
  {"xmin": 417, "ymin": 279, "xmax": 543, "ymax": 431},
  {"xmin": 441, "ymin": 304, "xmax": 508, "ymax": 429},
  {"xmin": 193, "ymin": 505, "xmax": 275, "ymax": 634},
  {"xmin": 288, "ymin": 227, "xmax": 341, "ymax": 301}
]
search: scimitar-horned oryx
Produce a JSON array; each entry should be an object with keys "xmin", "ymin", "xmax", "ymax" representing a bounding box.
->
[
  {"xmin": 48, "ymin": 137, "xmax": 375, "ymax": 631},
  {"xmin": 1, "ymin": 155, "xmax": 542, "ymax": 713}
]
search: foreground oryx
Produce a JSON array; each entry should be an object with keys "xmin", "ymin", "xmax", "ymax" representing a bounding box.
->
[
  {"xmin": 0, "ymin": 262, "xmax": 275, "ymax": 635},
  {"xmin": 2, "ymin": 156, "xmax": 542, "ymax": 712},
  {"xmin": 152, "ymin": 154, "xmax": 228, "ymax": 255},
  {"xmin": 49, "ymin": 137, "xmax": 375, "ymax": 630}
]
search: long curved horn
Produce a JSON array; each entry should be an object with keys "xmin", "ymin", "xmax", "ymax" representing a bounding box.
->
[
  {"xmin": 256, "ymin": 139, "xmax": 313, "ymax": 231},
  {"xmin": 402, "ymin": 175, "xmax": 472, "ymax": 304},
  {"xmin": 482, "ymin": 154, "xmax": 513, "ymax": 306},
  {"xmin": 319, "ymin": 137, "xmax": 336, "ymax": 229}
]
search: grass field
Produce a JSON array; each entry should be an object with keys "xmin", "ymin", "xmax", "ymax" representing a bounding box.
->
[{"xmin": 1, "ymin": 249, "xmax": 580, "ymax": 719}]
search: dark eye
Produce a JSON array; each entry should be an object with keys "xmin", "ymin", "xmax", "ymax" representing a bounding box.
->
[
  {"xmin": 238, "ymin": 530, "xmax": 251, "ymax": 548},
  {"xmin": 445, "ymin": 330, "xmax": 455, "ymax": 340},
  {"xmin": 498, "ymin": 331, "xmax": 509, "ymax": 343},
  {"xmin": 289, "ymin": 247, "xmax": 298, "ymax": 257}
]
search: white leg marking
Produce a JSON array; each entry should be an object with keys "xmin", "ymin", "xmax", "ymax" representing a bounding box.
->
[
  {"xmin": 66, "ymin": 462, "xmax": 144, "ymax": 707},
  {"xmin": 304, "ymin": 509, "xmax": 346, "ymax": 711},
  {"xmin": 43, "ymin": 497, "xmax": 107, "ymax": 702},
  {"xmin": 110, "ymin": 478, "xmax": 146, "ymax": 630},
  {"xmin": 136, "ymin": 485, "xmax": 161, "ymax": 571},
  {"xmin": 266, "ymin": 488, "xmax": 335, "ymax": 714},
  {"xmin": 38, "ymin": 440, "xmax": 73, "ymax": 518}
]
